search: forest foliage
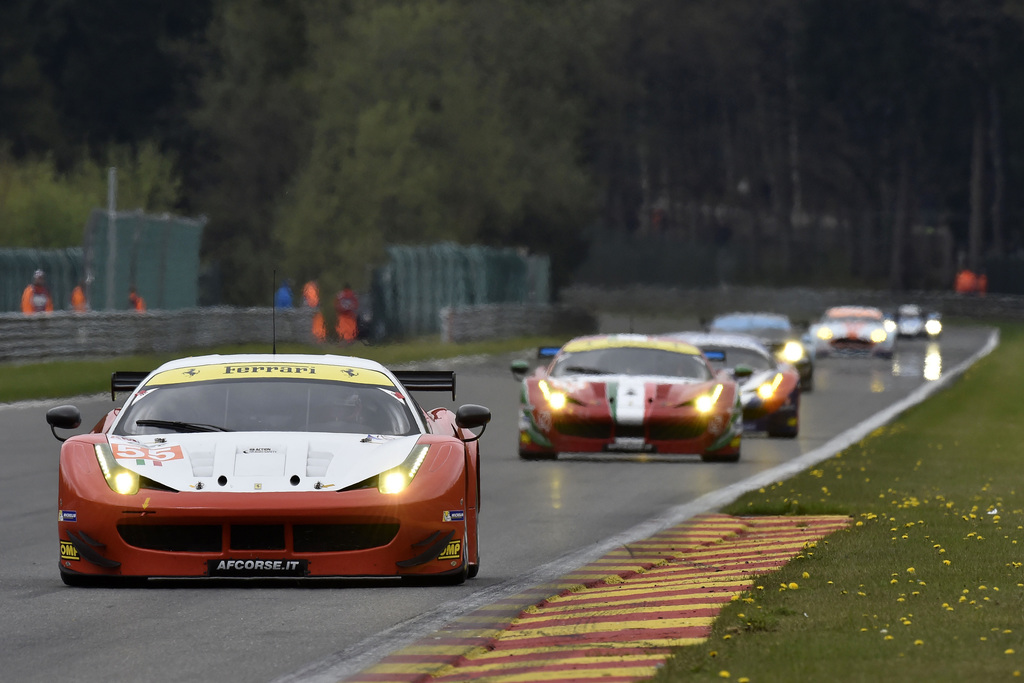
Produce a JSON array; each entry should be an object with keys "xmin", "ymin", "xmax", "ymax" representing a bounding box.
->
[{"xmin": 1, "ymin": 0, "xmax": 1023, "ymax": 302}]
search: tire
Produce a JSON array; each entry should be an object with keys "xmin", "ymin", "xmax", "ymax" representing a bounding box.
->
[
  {"xmin": 701, "ymin": 446, "xmax": 741, "ymax": 463},
  {"xmin": 800, "ymin": 374, "xmax": 814, "ymax": 393}
]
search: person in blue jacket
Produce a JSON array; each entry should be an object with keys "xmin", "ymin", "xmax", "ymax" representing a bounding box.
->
[{"xmin": 275, "ymin": 279, "xmax": 294, "ymax": 308}]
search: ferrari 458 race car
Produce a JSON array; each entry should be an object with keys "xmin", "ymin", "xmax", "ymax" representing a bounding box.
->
[
  {"xmin": 895, "ymin": 304, "xmax": 942, "ymax": 339},
  {"xmin": 672, "ymin": 332, "xmax": 800, "ymax": 438},
  {"xmin": 46, "ymin": 354, "xmax": 491, "ymax": 587},
  {"xmin": 510, "ymin": 334, "xmax": 743, "ymax": 462},
  {"xmin": 809, "ymin": 306, "xmax": 896, "ymax": 358},
  {"xmin": 705, "ymin": 312, "xmax": 814, "ymax": 391}
]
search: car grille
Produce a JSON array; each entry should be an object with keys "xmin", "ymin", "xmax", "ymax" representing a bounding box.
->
[
  {"xmin": 648, "ymin": 418, "xmax": 709, "ymax": 440},
  {"xmin": 553, "ymin": 417, "xmax": 612, "ymax": 439},
  {"xmin": 117, "ymin": 522, "xmax": 400, "ymax": 553},
  {"xmin": 832, "ymin": 339, "xmax": 871, "ymax": 351}
]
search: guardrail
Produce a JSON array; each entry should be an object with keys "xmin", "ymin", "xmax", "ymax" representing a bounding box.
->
[
  {"xmin": 558, "ymin": 284, "xmax": 1024, "ymax": 323},
  {"xmin": 0, "ymin": 307, "xmax": 316, "ymax": 363}
]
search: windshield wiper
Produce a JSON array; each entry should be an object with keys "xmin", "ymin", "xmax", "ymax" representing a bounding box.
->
[{"xmin": 135, "ymin": 419, "xmax": 233, "ymax": 433}]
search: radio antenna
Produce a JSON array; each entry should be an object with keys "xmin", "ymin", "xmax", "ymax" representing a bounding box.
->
[{"xmin": 272, "ymin": 269, "xmax": 277, "ymax": 355}]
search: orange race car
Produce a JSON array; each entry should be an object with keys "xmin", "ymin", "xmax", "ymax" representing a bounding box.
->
[
  {"xmin": 46, "ymin": 354, "xmax": 490, "ymax": 586},
  {"xmin": 511, "ymin": 334, "xmax": 743, "ymax": 462}
]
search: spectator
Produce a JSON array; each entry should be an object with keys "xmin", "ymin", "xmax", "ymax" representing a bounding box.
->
[
  {"xmin": 954, "ymin": 268, "xmax": 977, "ymax": 295},
  {"xmin": 71, "ymin": 281, "xmax": 88, "ymax": 312},
  {"xmin": 21, "ymin": 269, "xmax": 54, "ymax": 314},
  {"xmin": 275, "ymin": 279, "xmax": 294, "ymax": 308},
  {"xmin": 977, "ymin": 271, "xmax": 988, "ymax": 296},
  {"xmin": 303, "ymin": 279, "xmax": 326, "ymax": 342},
  {"xmin": 334, "ymin": 283, "xmax": 360, "ymax": 342},
  {"xmin": 129, "ymin": 286, "xmax": 147, "ymax": 312}
]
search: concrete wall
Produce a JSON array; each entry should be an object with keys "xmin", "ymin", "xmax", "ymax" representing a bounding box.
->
[{"xmin": 0, "ymin": 307, "xmax": 316, "ymax": 363}]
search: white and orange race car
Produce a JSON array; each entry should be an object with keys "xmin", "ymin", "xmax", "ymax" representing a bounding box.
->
[
  {"xmin": 511, "ymin": 334, "xmax": 743, "ymax": 462},
  {"xmin": 809, "ymin": 305, "xmax": 896, "ymax": 358},
  {"xmin": 46, "ymin": 354, "xmax": 490, "ymax": 586}
]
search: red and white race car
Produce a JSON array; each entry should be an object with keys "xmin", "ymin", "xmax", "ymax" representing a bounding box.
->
[
  {"xmin": 46, "ymin": 354, "xmax": 490, "ymax": 586},
  {"xmin": 511, "ymin": 334, "xmax": 743, "ymax": 461}
]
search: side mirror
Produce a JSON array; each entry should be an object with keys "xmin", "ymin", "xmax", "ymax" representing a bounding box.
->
[
  {"xmin": 46, "ymin": 405, "xmax": 82, "ymax": 442},
  {"xmin": 455, "ymin": 404, "xmax": 491, "ymax": 443},
  {"xmin": 733, "ymin": 365, "xmax": 754, "ymax": 379},
  {"xmin": 510, "ymin": 360, "xmax": 529, "ymax": 381}
]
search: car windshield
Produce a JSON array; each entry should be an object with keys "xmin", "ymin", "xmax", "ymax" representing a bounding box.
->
[
  {"xmin": 114, "ymin": 379, "xmax": 419, "ymax": 436},
  {"xmin": 705, "ymin": 347, "xmax": 774, "ymax": 372},
  {"xmin": 550, "ymin": 347, "xmax": 711, "ymax": 380},
  {"xmin": 710, "ymin": 315, "xmax": 790, "ymax": 334}
]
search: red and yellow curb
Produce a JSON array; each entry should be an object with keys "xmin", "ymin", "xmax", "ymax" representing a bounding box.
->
[{"xmin": 346, "ymin": 513, "xmax": 850, "ymax": 682}]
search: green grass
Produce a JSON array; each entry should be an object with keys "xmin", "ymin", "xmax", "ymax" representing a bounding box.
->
[
  {"xmin": 654, "ymin": 322, "xmax": 1024, "ymax": 682},
  {"xmin": 0, "ymin": 336, "xmax": 564, "ymax": 404}
]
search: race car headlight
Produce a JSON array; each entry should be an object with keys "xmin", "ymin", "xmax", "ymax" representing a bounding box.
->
[
  {"xmin": 95, "ymin": 444, "xmax": 139, "ymax": 495},
  {"xmin": 780, "ymin": 341, "xmax": 804, "ymax": 363},
  {"xmin": 870, "ymin": 329, "xmax": 888, "ymax": 343},
  {"xmin": 538, "ymin": 380, "xmax": 568, "ymax": 411},
  {"xmin": 757, "ymin": 373, "xmax": 784, "ymax": 400},
  {"xmin": 378, "ymin": 444, "xmax": 429, "ymax": 495},
  {"xmin": 816, "ymin": 327, "xmax": 833, "ymax": 341},
  {"xmin": 695, "ymin": 384, "xmax": 724, "ymax": 414},
  {"xmin": 925, "ymin": 319, "xmax": 942, "ymax": 335},
  {"xmin": 884, "ymin": 319, "xmax": 897, "ymax": 333}
]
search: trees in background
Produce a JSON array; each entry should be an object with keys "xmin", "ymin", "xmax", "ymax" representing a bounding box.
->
[{"xmin": 1, "ymin": 0, "xmax": 1024, "ymax": 300}]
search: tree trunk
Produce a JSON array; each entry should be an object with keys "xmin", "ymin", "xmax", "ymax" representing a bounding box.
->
[
  {"xmin": 968, "ymin": 94, "xmax": 986, "ymax": 272},
  {"xmin": 988, "ymin": 82, "xmax": 1004, "ymax": 255}
]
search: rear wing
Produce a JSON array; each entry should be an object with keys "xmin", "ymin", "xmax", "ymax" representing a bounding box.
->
[
  {"xmin": 111, "ymin": 371, "xmax": 151, "ymax": 400},
  {"xmin": 393, "ymin": 370, "xmax": 456, "ymax": 400}
]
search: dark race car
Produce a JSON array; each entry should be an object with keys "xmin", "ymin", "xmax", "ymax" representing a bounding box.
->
[{"xmin": 705, "ymin": 312, "xmax": 815, "ymax": 392}]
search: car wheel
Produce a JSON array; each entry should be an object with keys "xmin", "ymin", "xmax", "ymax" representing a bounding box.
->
[
  {"xmin": 800, "ymin": 375, "xmax": 814, "ymax": 392},
  {"xmin": 767, "ymin": 417, "xmax": 799, "ymax": 439},
  {"xmin": 519, "ymin": 449, "xmax": 557, "ymax": 460},
  {"xmin": 701, "ymin": 447, "xmax": 740, "ymax": 463}
]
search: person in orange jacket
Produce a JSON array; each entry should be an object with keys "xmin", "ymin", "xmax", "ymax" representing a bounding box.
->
[
  {"xmin": 71, "ymin": 281, "xmax": 88, "ymax": 312},
  {"xmin": 21, "ymin": 269, "xmax": 54, "ymax": 314},
  {"xmin": 303, "ymin": 279, "xmax": 326, "ymax": 342},
  {"xmin": 954, "ymin": 268, "xmax": 977, "ymax": 295},
  {"xmin": 129, "ymin": 286, "xmax": 147, "ymax": 312}
]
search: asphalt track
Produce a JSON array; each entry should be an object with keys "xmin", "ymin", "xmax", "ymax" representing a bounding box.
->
[
  {"xmin": 0, "ymin": 323, "xmax": 995, "ymax": 683},
  {"xmin": 280, "ymin": 326, "xmax": 998, "ymax": 683}
]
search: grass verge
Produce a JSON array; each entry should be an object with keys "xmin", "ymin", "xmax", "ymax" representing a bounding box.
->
[
  {"xmin": 653, "ymin": 322, "xmax": 1024, "ymax": 682},
  {"xmin": 0, "ymin": 336, "xmax": 563, "ymax": 404}
]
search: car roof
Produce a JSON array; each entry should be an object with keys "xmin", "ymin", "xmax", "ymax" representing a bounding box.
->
[
  {"xmin": 669, "ymin": 331, "xmax": 772, "ymax": 355},
  {"xmin": 709, "ymin": 312, "xmax": 792, "ymax": 329}
]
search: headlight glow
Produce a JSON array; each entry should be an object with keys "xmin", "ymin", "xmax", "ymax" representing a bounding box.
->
[
  {"xmin": 757, "ymin": 373, "xmax": 784, "ymax": 400},
  {"xmin": 870, "ymin": 329, "xmax": 887, "ymax": 343},
  {"xmin": 925, "ymin": 319, "xmax": 942, "ymax": 336},
  {"xmin": 538, "ymin": 380, "xmax": 568, "ymax": 411},
  {"xmin": 695, "ymin": 384, "xmax": 724, "ymax": 414},
  {"xmin": 816, "ymin": 327, "xmax": 833, "ymax": 341},
  {"xmin": 884, "ymin": 319, "xmax": 897, "ymax": 333},
  {"xmin": 95, "ymin": 444, "xmax": 139, "ymax": 495},
  {"xmin": 378, "ymin": 445, "xmax": 429, "ymax": 495},
  {"xmin": 780, "ymin": 341, "xmax": 804, "ymax": 363}
]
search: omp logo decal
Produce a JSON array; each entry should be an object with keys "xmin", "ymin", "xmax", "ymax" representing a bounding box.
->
[
  {"xmin": 59, "ymin": 510, "xmax": 77, "ymax": 523},
  {"xmin": 60, "ymin": 541, "xmax": 79, "ymax": 561},
  {"xmin": 442, "ymin": 510, "xmax": 465, "ymax": 522},
  {"xmin": 437, "ymin": 539, "xmax": 462, "ymax": 560},
  {"xmin": 112, "ymin": 443, "xmax": 184, "ymax": 462}
]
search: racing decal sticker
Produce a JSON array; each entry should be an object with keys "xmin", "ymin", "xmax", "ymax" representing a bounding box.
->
[
  {"xmin": 144, "ymin": 363, "xmax": 396, "ymax": 388},
  {"xmin": 60, "ymin": 541, "xmax": 79, "ymax": 561},
  {"xmin": 59, "ymin": 510, "xmax": 77, "ymax": 523},
  {"xmin": 207, "ymin": 559, "xmax": 307, "ymax": 577},
  {"xmin": 442, "ymin": 510, "xmax": 465, "ymax": 522},
  {"xmin": 111, "ymin": 441, "xmax": 184, "ymax": 463},
  {"xmin": 437, "ymin": 539, "xmax": 462, "ymax": 561},
  {"xmin": 563, "ymin": 336, "xmax": 701, "ymax": 356}
]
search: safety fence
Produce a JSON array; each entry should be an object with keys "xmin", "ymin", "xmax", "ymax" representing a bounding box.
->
[
  {"xmin": 0, "ymin": 248, "xmax": 85, "ymax": 312},
  {"xmin": 371, "ymin": 243, "xmax": 550, "ymax": 339}
]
